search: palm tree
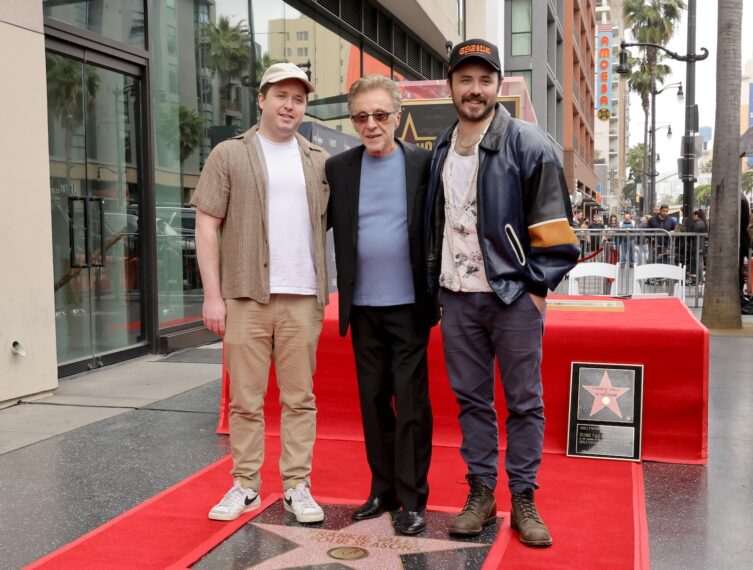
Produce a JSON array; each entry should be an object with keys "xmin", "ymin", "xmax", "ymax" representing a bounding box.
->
[
  {"xmin": 624, "ymin": 1, "xmax": 686, "ymax": 70},
  {"xmin": 626, "ymin": 53, "xmax": 671, "ymax": 206},
  {"xmin": 204, "ymin": 16, "xmax": 251, "ymax": 119},
  {"xmin": 701, "ymin": 0, "xmax": 743, "ymax": 329},
  {"xmin": 741, "ymin": 170, "xmax": 753, "ymax": 201},
  {"xmin": 623, "ymin": 1, "xmax": 684, "ymax": 212},
  {"xmin": 156, "ymin": 105, "xmax": 204, "ymax": 169},
  {"xmin": 178, "ymin": 106, "xmax": 204, "ymax": 164},
  {"xmin": 46, "ymin": 54, "xmax": 100, "ymax": 182}
]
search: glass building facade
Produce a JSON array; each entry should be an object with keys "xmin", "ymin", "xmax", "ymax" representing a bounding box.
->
[{"xmin": 41, "ymin": 0, "xmax": 447, "ymax": 375}]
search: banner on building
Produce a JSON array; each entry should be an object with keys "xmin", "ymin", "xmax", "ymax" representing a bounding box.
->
[
  {"xmin": 397, "ymin": 97, "xmax": 520, "ymax": 150},
  {"xmin": 596, "ymin": 25, "xmax": 614, "ymax": 121}
]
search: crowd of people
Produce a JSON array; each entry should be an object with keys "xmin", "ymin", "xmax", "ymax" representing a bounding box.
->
[{"xmin": 570, "ymin": 196, "xmax": 752, "ymax": 296}]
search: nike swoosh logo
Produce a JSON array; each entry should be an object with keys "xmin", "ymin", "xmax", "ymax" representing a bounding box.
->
[
  {"xmin": 245, "ymin": 494, "xmax": 258, "ymax": 506},
  {"xmin": 284, "ymin": 495, "xmax": 293, "ymax": 506}
]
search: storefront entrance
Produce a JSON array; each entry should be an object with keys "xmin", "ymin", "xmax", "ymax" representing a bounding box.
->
[{"xmin": 47, "ymin": 48, "xmax": 148, "ymax": 374}]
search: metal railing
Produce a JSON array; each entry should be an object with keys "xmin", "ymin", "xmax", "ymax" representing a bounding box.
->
[{"xmin": 556, "ymin": 229, "xmax": 708, "ymax": 306}]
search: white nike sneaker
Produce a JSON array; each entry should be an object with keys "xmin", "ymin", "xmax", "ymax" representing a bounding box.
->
[
  {"xmin": 208, "ymin": 481, "xmax": 260, "ymax": 521},
  {"xmin": 283, "ymin": 482, "xmax": 324, "ymax": 523}
]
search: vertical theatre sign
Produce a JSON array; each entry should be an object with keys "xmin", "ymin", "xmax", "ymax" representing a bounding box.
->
[
  {"xmin": 596, "ymin": 25, "xmax": 613, "ymax": 121},
  {"xmin": 748, "ymin": 84, "xmax": 753, "ymax": 168}
]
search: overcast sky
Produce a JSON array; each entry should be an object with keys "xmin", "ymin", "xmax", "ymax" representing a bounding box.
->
[{"xmin": 626, "ymin": 2, "xmax": 753, "ymax": 195}]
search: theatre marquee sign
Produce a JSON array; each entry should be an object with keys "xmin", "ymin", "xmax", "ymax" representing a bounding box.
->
[{"xmin": 596, "ymin": 25, "xmax": 614, "ymax": 121}]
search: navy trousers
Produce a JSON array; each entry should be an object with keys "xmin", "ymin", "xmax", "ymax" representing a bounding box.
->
[{"xmin": 439, "ymin": 289, "xmax": 545, "ymax": 494}]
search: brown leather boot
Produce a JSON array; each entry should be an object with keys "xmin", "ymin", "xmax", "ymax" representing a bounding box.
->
[
  {"xmin": 510, "ymin": 488, "xmax": 552, "ymax": 547},
  {"xmin": 449, "ymin": 476, "xmax": 497, "ymax": 536}
]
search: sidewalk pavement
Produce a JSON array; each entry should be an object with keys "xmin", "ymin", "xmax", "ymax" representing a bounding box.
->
[
  {"xmin": 1, "ymin": 312, "xmax": 752, "ymax": 569},
  {"xmin": 0, "ymin": 344, "xmax": 223, "ymax": 455}
]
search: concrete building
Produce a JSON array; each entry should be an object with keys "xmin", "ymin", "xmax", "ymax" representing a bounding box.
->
[
  {"xmin": 504, "ymin": 0, "xmax": 565, "ymax": 157},
  {"xmin": 562, "ymin": 0, "xmax": 599, "ymax": 206},
  {"xmin": 504, "ymin": 0, "xmax": 598, "ymax": 205}
]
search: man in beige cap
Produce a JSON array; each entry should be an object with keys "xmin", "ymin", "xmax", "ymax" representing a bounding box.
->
[{"xmin": 192, "ymin": 62, "xmax": 330, "ymax": 523}]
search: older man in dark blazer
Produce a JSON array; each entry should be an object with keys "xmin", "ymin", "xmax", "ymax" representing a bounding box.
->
[{"xmin": 325, "ymin": 74, "xmax": 436, "ymax": 535}]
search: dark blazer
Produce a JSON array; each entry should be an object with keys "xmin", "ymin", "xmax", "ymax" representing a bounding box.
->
[{"xmin": 325, "ymin": 139, "xmax": 438, "ymax": 337}]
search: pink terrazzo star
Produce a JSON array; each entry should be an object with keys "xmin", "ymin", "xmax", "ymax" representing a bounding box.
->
[
  {"xmin": 248, "ymin": 513, "xmax": 487, "ymax": 569},
  {"xmin": 583, "ymin": 370, "xmax": 631, "ymax": 418}
]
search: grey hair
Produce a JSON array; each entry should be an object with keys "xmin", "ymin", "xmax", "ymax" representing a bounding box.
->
[{"xmin": 347, "ymin": 74, "xmax": 401, "ymax": 113}]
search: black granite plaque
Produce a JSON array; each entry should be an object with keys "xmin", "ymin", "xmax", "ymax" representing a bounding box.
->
[{"xmin": 566, "ymin": 362, "xmax": 644, "ymax": 461}]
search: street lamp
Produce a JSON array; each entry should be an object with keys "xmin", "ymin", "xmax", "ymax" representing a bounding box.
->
[
  {"xmin": 616, "ymin": 0, "xmax": 709, "ymax": 222},
  {"xmin": 649, "ymin": 82, "xmax": 683, "ymax": 212}
]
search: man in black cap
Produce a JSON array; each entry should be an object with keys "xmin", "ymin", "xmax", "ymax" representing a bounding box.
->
[{"xmin": 425, "ymin": 39, "xmax": 578, "ymax": 546}]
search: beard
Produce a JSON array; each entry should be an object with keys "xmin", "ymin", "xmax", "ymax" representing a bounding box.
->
[{"xmin": 454, "ymin": 93, "xmax": 496, "ymax": 122}]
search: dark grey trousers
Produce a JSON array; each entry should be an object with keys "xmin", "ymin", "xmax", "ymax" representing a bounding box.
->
[{"xmin": 439, "ymin": 289, "xmax": 545, "ymax": 494}]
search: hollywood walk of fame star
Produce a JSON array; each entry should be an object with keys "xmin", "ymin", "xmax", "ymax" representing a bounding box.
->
[
  {"xmin": 248, "ymin": 513, "xmax": 488, "ymax": 569},
  {"xmin": 583, "ymin": 370, "xmax": 631, "ymax": 418}
]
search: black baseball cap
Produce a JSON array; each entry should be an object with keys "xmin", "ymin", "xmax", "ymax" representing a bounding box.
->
[{"xmin": 448, "ymin": 39, "xmax": 501, "ymax": 74}]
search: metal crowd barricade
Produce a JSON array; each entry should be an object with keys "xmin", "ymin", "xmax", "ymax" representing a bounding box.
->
[{"xmin": 558, "ymin": 229, "xmax": 708, "ymax": 306}]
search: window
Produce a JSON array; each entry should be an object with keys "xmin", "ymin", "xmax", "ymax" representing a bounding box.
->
[
  {"xmin": 297, "ymin": 31, "xmax": 309, "ymax": 41},
  {"xmin": 168, "ymin": 65, "xmax": 178, "ymax": 94},
  {"xmin": 198, "ymin": 4, "xmax": 209, "ymax": 24},
  {"xmin": 44, "ymin": 0, "xmax": 146, "ymax": 49},
  {"xmin": 508, "ymin": 70, "xmax": 532, "ymax": 94},
  {"xmin": 511, "ymin": 0, "xmax": 532, "ymax": 56},
  {"xmin": 287, "ymin": 48, "xmax": 292, "ymax": 57},
  {"xmin": 167, "ymin": 25, "xmax": 177, "ymax": 56},
  {"xmin": 297, "ymin": 47, "xmax": 308, "ymax": 57},
  {"xmin": 151, "ymin": 0, "xmax": 254, "ymax": 327}
]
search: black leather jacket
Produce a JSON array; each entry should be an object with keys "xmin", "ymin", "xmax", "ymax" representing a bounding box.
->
[{"xmin": 425, "ymin": 104, "xmax": 579, "ymax": 304}]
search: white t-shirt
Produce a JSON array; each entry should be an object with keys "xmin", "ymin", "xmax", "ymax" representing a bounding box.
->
[
  {"xmin": 439, "ymin": 129, "xmax": 493, "ymax": 293},
  {"xmin": 257, "ymin": 133, "xmax": 317, "ymax": 295}
]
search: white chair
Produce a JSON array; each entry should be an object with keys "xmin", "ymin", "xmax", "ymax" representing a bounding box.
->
[
  {"xmin": 567, "ymin": 262, "xmax": 619, "ymax": 295},
  {"xmin": 632, "ymin": 263, "xmax": 686, "ymax": 300}
]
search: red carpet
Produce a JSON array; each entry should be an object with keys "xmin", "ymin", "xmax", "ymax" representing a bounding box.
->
[
  {"xmin": 29, "ymin": 297, "xmax": 653, "ymax": 569},
  {"xmin": 219, "ymin": 295, "xmax": 709, "ymax": 464},
  {"xmin": 27, "ymin": 439, "xmax": 646, "ymax": 569}
]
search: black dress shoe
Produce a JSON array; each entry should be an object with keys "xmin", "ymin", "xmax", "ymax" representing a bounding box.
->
[
  {"xmin": 352, "ymin": 496, "xmax": 400, "ymax": 521},
  {"xmin": 396, "ymin": 509, "xmax": 426, "ymax": 535}
]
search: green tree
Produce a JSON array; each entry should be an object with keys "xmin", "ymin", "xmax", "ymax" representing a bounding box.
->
[
  {"xmin": 624, "ymin": 0, "xmax": 685, "ymax": 212},
  {"xmin": 46, "ymin": 54, "xmax": 100, "ymax": 181},
  {"xmin": 740, "ymin": 170, "xmax": 753, "ymax": 199},
  {"xmin": 626, "ymin": 54, "xmax": 671, "ymax": 206},
  {"xmin": 702, "ymin": 0, "xmax": 743, "ymax": 329},
  {"xmin": 204, "ymin": 16, "xmax": 251, "ymax": 118},
  {"xmin": 627, "ymin": 143, "xmax": 646, "ymax": 184},
  {"xmin": 622, "ymin": 181, "xmax": 637, "ymax": 203},
  {"xmin": 694, "ymin": 184, "xmax": 711, "ymax": 207},
  {"xmin": 178, "ymin": 106, "xmax": 204, "ymax": 163},
  {"xmin": 156, "ymin": 105, "xmax": 204, "ymax": 170}
]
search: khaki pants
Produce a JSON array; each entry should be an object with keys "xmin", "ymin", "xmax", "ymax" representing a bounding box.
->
[{"xmin": 224, "ymin": 295, "xmax": 323, "ymax": 491}]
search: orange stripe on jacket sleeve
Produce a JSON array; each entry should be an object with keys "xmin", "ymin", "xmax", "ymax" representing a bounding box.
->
[{"xmin": 528, "ymin": 219, "xmax": 578, "ymax": 247}]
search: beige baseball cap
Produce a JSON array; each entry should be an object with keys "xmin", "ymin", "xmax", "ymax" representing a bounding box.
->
[{"xmin": 259, "ymin": 62, "xmax": 315, "ymax": 94}]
